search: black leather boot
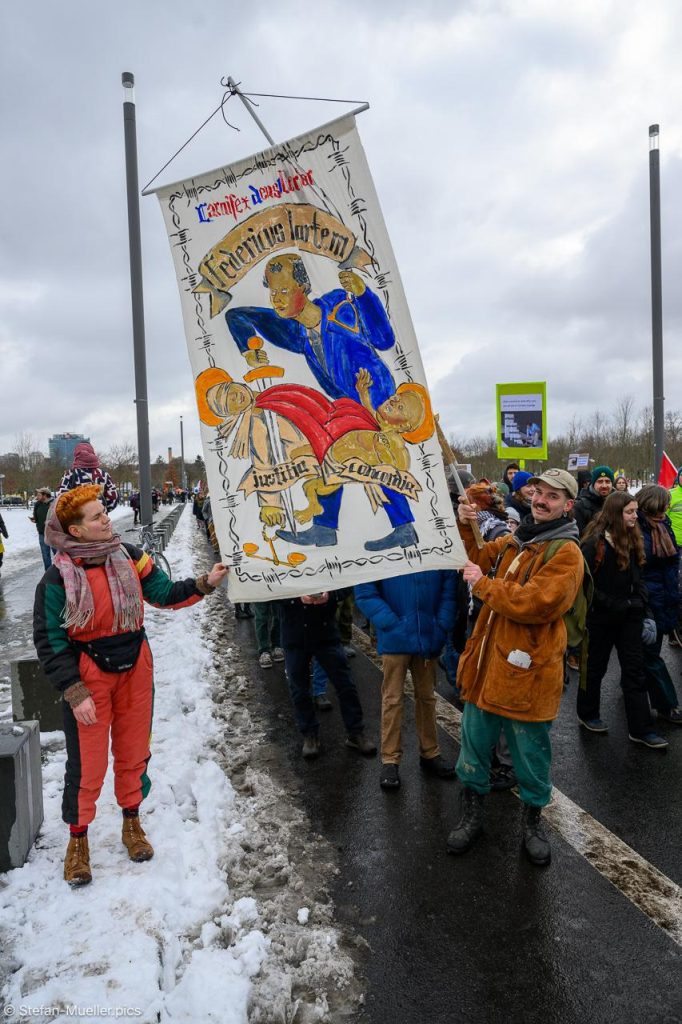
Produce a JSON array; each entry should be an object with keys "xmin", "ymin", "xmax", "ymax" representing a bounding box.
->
[
  {"xmin": 446, "ymin": 787, "xmax": 484, "ymax": 854},
  {"xmin": 522, "ymin": 804, "xmax": 551, "ymax": 866}
]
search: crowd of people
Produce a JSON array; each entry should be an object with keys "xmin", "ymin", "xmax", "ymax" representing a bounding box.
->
[
  {"xmin": 24, "ymin": 448, "xmax": 682, "ymax": 885},
  {"xmin": 185, "ymin": 461, "xmax": 682, "ymax": 870}
]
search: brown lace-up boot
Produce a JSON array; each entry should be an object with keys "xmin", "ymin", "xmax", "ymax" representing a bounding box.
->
[
  {"xmin": 64, "ymin": 834, "xmax": 92, "ymax": 886},
  {"xmin": 121, "ymin": 815, "xmax": 154, "ymax": 862}
]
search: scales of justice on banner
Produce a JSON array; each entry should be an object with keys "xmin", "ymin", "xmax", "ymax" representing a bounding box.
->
[{"xmin": 196, "ymin": 335, "xmax": 308, "ymax": 570}]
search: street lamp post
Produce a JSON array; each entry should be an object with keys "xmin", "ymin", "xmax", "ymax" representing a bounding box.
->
[
  {"xmin": 649, "ymin": 124, "xmax": 664, "ymax": 481},
  {"xmin": 180, "ymin": 416, "xmax": 188, "ymax": 492},
  {"xmin": 122, "ymin": 71, "xmax": 153, "ymax": 532},
  {"xmin": 0, "ymin": 474, "xmax": 4, "ymax": 503}
]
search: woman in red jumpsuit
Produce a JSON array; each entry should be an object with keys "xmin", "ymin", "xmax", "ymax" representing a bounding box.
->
[{"xmin": 34, "ymin": 484, "xmax": 228, "ymax": 886}]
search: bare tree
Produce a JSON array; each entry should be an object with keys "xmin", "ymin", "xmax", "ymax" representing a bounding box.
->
[
  {"xmin": 12, "ymin": 431, "xmax": 46, "ymax": 494},
  {"xmin": 665, "ymin": 409, "xmax": 682, "ymax": 448},
  {"xmin": 102, "ymin": 442, "xmax": 138, "ymax": 490},
  {"xmin": 565, "ymin": 414, "xmax": 584, "ymax": 451},
  {"xmin": 13, "ymin": 431, "xmax": 37, "ymax": 473},
  {"xmin": 611, "ymin": 394, "xmax": 636, "ymax": 450},
  {"xmin": 585, "ymin": 409, "xmax": 607, "ymax": 448}
]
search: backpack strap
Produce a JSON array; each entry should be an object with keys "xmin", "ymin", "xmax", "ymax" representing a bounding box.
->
[
  {"xmin": 488, "ymin": 537, "xmax": 516, "ymax": 580},
  {"xmin": 541, "ymin": 537, "xmax": 594, "ymax": 690}
]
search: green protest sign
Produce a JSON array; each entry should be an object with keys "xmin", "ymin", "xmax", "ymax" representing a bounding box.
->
[{"xmin": 496, "ymin": 382, "xmax": 547, "ymax": 460}]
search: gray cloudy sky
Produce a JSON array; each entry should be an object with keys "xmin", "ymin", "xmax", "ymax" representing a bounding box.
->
[{"xmin": 2, "ymin": 0, "xmax": 681, "ymax": 464}]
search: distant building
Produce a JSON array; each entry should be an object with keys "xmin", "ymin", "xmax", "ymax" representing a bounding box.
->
[{"xmin": 48, "ymin": 432, "xmax": 90, "ymax": 468}]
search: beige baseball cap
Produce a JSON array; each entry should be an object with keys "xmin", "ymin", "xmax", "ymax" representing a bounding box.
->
[{"xmin": 528, "ymin": 468, "xmax": 578, "ymax": 499}]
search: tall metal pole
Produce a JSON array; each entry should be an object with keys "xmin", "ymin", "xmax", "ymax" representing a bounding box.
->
[
  {"xmin": 649, "ymin": 124, "xmax": 664, "ymax": 481},
  {"xmin": 180, "ymin": 416, "xmax": 187, "ymax": 492},
  {"xmin": 122, "ymin": 72, "xmax": 153, "ymax": 529},
  {"xmin": 227, "ymin": 76, "xmax": 276, "ymax": 146}
]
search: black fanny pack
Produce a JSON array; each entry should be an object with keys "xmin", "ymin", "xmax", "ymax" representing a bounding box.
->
[{"xmin": 72, "ymin": 629, "xmax": 147, "ymax": 673}]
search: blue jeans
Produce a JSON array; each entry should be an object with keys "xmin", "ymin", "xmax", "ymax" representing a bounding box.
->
[
  {"xmin": 440, "ymin": 639, "xmax": 460, "ymax": 687},
  {"xmin": 312, "ymin": 658, "xmax": 327, "ymax": 696},
  {"xmin": 284, "ymin": 644, "xmax": 364, "ymax": 736},
  {"xmin": 642, "ymin": 630, "xmax": 679, "ymax": 711},
  {"xmin": 38, "ymin": 535, "xmax": 53, "ymax": 569}
]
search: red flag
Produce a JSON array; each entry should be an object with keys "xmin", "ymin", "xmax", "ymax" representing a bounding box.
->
[{"xmin": 658, "ymin": 452, "xmax": 678, "ymax": 489}]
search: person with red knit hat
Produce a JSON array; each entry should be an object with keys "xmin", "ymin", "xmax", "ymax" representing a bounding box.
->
[
  {"xmin": 55, "ymin": 442, "xmax": 120, "ymax": 512},
  {"xmin": 33, "ymin": 484, "xmax": 228, "ymax": 887}
]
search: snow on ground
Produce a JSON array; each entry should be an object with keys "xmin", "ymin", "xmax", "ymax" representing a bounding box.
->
[{"xmin": 0, "ymin": 508, "xmax": 363, "ymax": 1023}]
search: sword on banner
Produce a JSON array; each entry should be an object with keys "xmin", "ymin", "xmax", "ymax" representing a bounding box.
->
[{"xmin": 243, "ymin": 336, "xmax": 298, "ymax": 536}]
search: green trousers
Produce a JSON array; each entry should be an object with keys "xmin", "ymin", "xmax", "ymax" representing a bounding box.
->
[
  {"xmin": 456, "ymin": 703, "xmax": 553, "ymax": 807},
  {"xmin": 254, "ymin": 601, "xmax": 281, "ymax": 654}
]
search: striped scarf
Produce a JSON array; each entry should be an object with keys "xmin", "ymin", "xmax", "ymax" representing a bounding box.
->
[
  {"xmin": 644, "ymin": 515, "xmax": 677, "ymax": 559},
  {"xmin": 44, "ymin": 506, "xmax": 143, "ymax": 633}
]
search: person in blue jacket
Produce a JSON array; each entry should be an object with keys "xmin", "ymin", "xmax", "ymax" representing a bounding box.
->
[
  {"xmin": 355, "ymin": 570, "xmax": 457, "ymax": 789},
  {"xmin": 637, "ymin": 485, "xmax": 682, "ymax": 723},
  {"xmin": 226, "ymin": 254, "xmax": 416, "ymax": 553}
]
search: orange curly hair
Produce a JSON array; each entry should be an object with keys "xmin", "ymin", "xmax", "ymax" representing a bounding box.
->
[{"xmin": 55, "ymin": 484, "xmax": 103, "ymax": 529}]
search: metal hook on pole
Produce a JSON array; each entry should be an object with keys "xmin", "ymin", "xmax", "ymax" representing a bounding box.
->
[{"xmin": 225, "ymin": 75, "xmax": 276, "ymax": 147}]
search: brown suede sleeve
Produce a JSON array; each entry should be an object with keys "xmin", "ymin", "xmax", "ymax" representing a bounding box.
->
[
  {"xmin": 457, "ymin": 520, "xmax": 512, "ymax": 574},
  {"xmin": 63, "ymin": 681, "xmax": 93, "ymax": 708},
  {"xmin": 194, "ymin": 574, "xmax": 216, "ymax": 596}
]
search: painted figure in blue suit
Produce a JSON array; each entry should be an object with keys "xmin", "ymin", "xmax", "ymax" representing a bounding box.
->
[{"xmin": 225, "ymin": 254, "xmax": 417, "ymax": 551}]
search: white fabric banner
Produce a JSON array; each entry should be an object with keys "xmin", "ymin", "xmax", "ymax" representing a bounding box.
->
[{"xmin": 156, "ymin": 113, "xmax": 465, "ymax": 599}]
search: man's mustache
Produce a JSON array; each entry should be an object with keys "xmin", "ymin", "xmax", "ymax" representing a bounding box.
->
[{"xmin": 534, "ymin": 503, "xmax": 550, "ymax": 512}]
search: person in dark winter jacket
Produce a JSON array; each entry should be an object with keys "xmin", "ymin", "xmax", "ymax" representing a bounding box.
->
[
  {"xmin": 278, "ymin": 588, "xmax": 376, "ymax": 760},
  {"xmin": 669, "ymin": 467, "xmax": 682, "ymax": 646},
  {"xmin": 502, "ymin": 462, "xmax": 520, "ymax": 492},
  {"xmin": 577, "ymin": 469, "xmax": 591, "ymax": 494},
  {"xmin": 637, "ymin": 485, "xmax": 682, "ymax": 723},
  {"xmin": 33, "ymin": 484, "xmax": 228, "ymax": 887},
  {"xmin": 355, "ymin": 570, "xmax": 457, "ymax": 790},
  {"xmin": 578, "ymin": 492, "xmax": 666, "ymax": 747},
  {"xmin": 30, "ymin": 487, "xmax": 54, "ymax": 568},
  {"xmin": 504, "ymin": 471, "xmax": 534, "ymax": 519},
  {"xmin": 573, "ymin": 466, "xmax": 614, "ymax": 537},
  {"xmin": 56, "ymin": 442, "xmax": 119, "ymax": 512}
]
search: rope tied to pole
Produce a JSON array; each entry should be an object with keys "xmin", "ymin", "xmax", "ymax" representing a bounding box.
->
[{"xmin": 141, "ymin": 76, "xmax": 370, "ymax": 196}]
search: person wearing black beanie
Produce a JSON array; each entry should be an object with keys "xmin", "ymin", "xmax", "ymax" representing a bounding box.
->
[{"xmin": 573, "ymin": 466, "xmax": 614, "ymax": 536}]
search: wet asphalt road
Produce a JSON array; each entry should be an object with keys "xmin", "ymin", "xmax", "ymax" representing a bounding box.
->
[{"xmin": 229, "ymin": 603, "xmax": 682, "ymax": 1024}]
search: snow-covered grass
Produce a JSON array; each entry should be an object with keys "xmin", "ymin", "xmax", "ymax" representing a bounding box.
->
[{"xmin": 0, "ymin": 509, "xmax": 361, "ymax": 1023}]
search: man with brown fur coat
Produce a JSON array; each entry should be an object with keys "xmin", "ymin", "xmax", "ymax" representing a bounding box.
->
[{"xmin": 447, "ymin": 468, "xmax": 583, "ymax": 866}]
